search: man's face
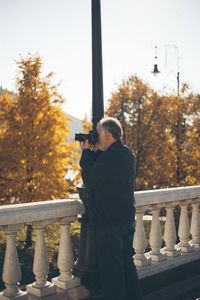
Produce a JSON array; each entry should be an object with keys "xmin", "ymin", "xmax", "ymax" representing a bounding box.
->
[{"xmin": 97, "ymin": 127, "xmax": 109, "ymax": 151}]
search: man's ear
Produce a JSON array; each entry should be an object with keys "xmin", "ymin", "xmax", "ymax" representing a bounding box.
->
[{"xmin": 107, "ymin": 131, "xmax": 113, "ymax": 140}]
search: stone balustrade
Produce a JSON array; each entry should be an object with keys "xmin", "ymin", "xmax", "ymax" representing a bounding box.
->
[
  {"xmin": 133, "ymin": 185, "xmax": 200, "ymax": 278},
  {"xmin": 0, "ymin": 196, "xmax": 89, "ymax": 300},
  {"xmin": 0, "ymin": 186, "xmax": 200, "ymax": 299}
]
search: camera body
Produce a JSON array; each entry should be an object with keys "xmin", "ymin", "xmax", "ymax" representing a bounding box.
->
[{"xmin": 75, "ymin": 129, "xmax": 98, "ymax": 145}]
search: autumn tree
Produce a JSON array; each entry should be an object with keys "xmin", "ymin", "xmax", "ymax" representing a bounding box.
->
[
  {"xmin": 64, "ymin": 139, "xmax": 82, "ymax": 192},
  {"xmin": 181, "ymin": 91, "xmax": 200, "ymax": 185},
  {"xmin": 0, "ymin": 55, "xmax": 74, "ymax": 245},
  {"xmin": 157, "ymin": 85, "xmax": 200, "ymax": 187},
  {"xmin": 82, "ymin": 114, "xmax": 92, "ymax": 133},
  {"xmin": 0, "ymin": 56, "xmax": 71, "ymax": 204},
  {"xmin": 65, "ymin": 114, "xmax": 92, "ymax": 190},
  {"xmin": 106, "ymin": 75, "xmax": 169, "ymax": 189},
  {"xmin": 106, "ymin": 75, "xmax": 200, "ymax": 190}
]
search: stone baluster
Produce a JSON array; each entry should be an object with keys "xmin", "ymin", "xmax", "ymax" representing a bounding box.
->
[
  {"xmin": 164, "ymin": 205, "xmax": 180, "ymax": 257},
  {"xmin": 178, "ymin": 202, "xmax": 194, "ymax": 253},
  {"xmin": 26, "ymin": 221, "xmax": 56, "ymax": 297},
  {"xmin": 52, "ymin": 217, "xmax": 80, "ymax": 288},
  {"xmin": 133, "ymin": 208, "xmax": 151, "ymax": 267},
  {"xmin": 52, "ymin": 217, "xmax": 89, "ymax": 299},
  {"xmin": 0, "ymin": 224, "xmax": 27, "ymax": 300},
  {"xmin": 149, "ymin": 206, "xmax": 166, "ymax": 261},
  {"xmin": 190, "ymin": 200, "xmax": 200, "ymax": 248}
]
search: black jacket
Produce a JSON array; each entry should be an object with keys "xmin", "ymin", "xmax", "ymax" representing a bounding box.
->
[{"xmin": 79, "ymin": 140, "xmax": 136, "ymax": 229}]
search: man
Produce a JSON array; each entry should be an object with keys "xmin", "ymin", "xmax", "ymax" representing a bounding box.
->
[{"xmin": 79, "ymin": 117, "xmax": 142, "ymax": 300}]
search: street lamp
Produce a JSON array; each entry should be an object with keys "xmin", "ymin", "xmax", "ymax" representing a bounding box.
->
[
  {"xmin": 91, "ymin": 0, "xmax": 104, "ymax": 128},
  {"xmin": 151, "ymin": 44, "xmax": 180, "ymax": 96},
  {"xmin": 151, "ymin": 45, "xmax": 160, "ymax": 77},
  {"xmin": 72, "ymin": 0, "xmax": 104, "ymax": 298},
  {"xmin": 151, "ymin": 44, "xmax": 182, "ymax": 232}
]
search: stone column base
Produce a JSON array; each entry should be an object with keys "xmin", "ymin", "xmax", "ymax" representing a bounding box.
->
[
  {"xmin": 150, "ymin": 252, "xmax": 166, "ymax": 262},
  {"xmin": 26, "ymin": 281, "xmax": 56, "ymax": 297},
  {"xmin": 190, "ymin": 241, "xmax": 200, "ymax": 249},
  {"xmin": 178, "ymin": 243, "xmax": 194, "ymax": 253},
  {"xmin": 134, "ymin": 255, "xmax": 151, "ymax": 267},
  {"xmin": 0, "ymin": 291, "xmax": 27, "ymax": 300},
  {"xmin": 52, "ymin": 276, "xmax": 80, "ymax": 290},
  {"xmin": 164, "ymin": 247, "xmax": 181, "ymax": 257}
]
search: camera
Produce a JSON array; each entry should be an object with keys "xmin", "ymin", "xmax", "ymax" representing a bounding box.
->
[{"xmin": 75, "ymin": 129, "xmax": 98, "ymax": 145}]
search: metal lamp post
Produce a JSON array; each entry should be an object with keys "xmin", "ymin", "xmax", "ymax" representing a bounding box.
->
[
  {"xmin": 72, "ymin": 1, "xmax": 104, "ymax": 298},
  {"xmin": 151, "ymin": 44, "xmax": 183, "ymax": 235},
  {"xmin": 151, "ymin": 44, "xmax": 180, "ymax": 97},
  {"xmin": 151, "ymin": 44, "xmax": 182, "ymax": 183},
  {"xmin": 151, "ymin": 45, "xmax": 160, "ymax": 77},
  {"xmin": 91, "ymin": 0, "xmax": 104, "ymax": 128}
]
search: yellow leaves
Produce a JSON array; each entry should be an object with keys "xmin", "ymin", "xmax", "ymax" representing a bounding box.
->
[
  {"xmin": 106, "ymin": 75, "xmax": 200, "ymax": 190},
  {"xmin": 0, "ymin": 92, "xmax": 14, "ymax": 125},
  {"xmin": 82, "ymin": 115, "xmax": 92, "ymax": 133},
  {"xmin": 0, "ymin": 55, "xmax": 78, "ymax": 204},
  {"xmin": 64, "ymin": 140, "xmax": 81, "ymax": 192}
]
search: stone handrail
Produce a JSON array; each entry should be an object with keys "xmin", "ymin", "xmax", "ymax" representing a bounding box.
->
[
  {"xmin": 0, "ymin": 198, "xmax": 84, "ymax": 226},
  {"xmin": 135, "ymin": 185, "xmax": 200, "ymax": 207}
]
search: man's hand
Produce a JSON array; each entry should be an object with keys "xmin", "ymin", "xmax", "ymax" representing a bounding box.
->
[
  {"xmin": 90, "ymin": 142, "xmax": 100, "ymax": 152},
  {"xmin": 80, "ymin": 139, "xmax": 90, "ymax": 150},
  {"xmin": 80, "ymin": 140, "xmax": 100, "ymax": 152}
]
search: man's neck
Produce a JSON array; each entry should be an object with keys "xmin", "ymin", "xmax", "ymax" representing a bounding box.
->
[{"xmin": 104, "ymin": 139, "xmax": 117, "ymax": 151}]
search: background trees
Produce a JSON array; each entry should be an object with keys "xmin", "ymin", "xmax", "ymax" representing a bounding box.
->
[
  {"xmin": 0, "ymin": 59, "xmax": 199, "ymax": 196},
  {"xmin": 106, "ymin": 75, "xmax": 200, "ymax": 190}
]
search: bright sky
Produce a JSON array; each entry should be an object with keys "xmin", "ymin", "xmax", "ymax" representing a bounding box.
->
[{"xmin": 0, "ymin": 0, "xmax": 200, "ymax": 120}]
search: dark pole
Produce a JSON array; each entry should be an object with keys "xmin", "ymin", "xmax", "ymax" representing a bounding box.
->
[
  {"xmin": 177, "ymin": 71, "xmax": 180, "ymax": 97},
  {"xmin": 73, "ymin": 1, "xmax": 104, "ymax": 298},
  {"xmin": 92, "ymin": 0, "xmax": 104, "ymax": 129}
]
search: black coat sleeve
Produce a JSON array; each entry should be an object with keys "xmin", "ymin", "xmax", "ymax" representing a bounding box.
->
[{"xmin": 80, "ymin": 149, "xmax": 115, "ymax": 190}]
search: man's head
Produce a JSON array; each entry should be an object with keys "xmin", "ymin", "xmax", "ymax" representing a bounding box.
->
[{"xmin": 97, "ymin": 117, "xmax": 123, "ymax": 151}]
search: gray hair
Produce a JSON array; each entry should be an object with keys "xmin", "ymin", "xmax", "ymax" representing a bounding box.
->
[{"xmin": 97, "ymin": 117, "xmax": 123, "ymax": 140}]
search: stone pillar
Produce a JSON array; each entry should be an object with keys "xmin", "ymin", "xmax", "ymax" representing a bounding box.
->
[
  {"xmin": 0, "ymin": 225, "xmax": 27, "ymax": 300},
  {"xmin": 178, "ymin": 202, "xmax": 194, "ymax": 253},
  {"xmin": 190, "ymin": 201, "xmax": 200, "ymax": 249},
  {"xmin": 133, "ymin": 208, "xmax": 151, "ymax": 267},
  {"xmin": 52, "ymin": 217, "xmax": 80, "ymax": 289},
  {"xmin": 26, "ymin": 221, "xmax": 56, "ymax": 297},
  {"xmin": 164, "ymin": 205, "xmax": 180, "ymax": 257},
  {"xmin": 149, "ymin": 207, "xmax": 166, "ymax": 261},
  {"xmin": 52, "ymin": 217, "xmax": 89, "ymax": 299}
]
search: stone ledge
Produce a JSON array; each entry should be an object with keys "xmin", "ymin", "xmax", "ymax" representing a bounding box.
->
[
  {"xmin": 27, "ymin": 285, "xmax": 89, "ymax": 300},
  {"xmin": 140, "ymin": 259, "xmax": 200, "ymax": 299},
  {"xmin": 138, "ymin": 248, "xmax": 200, "ymax": 278}
]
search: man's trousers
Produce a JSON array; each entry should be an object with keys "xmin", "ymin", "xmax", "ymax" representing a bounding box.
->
[{"xmin": 95, "ymin": 223, "xmax": 142, "ymax": 300}]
